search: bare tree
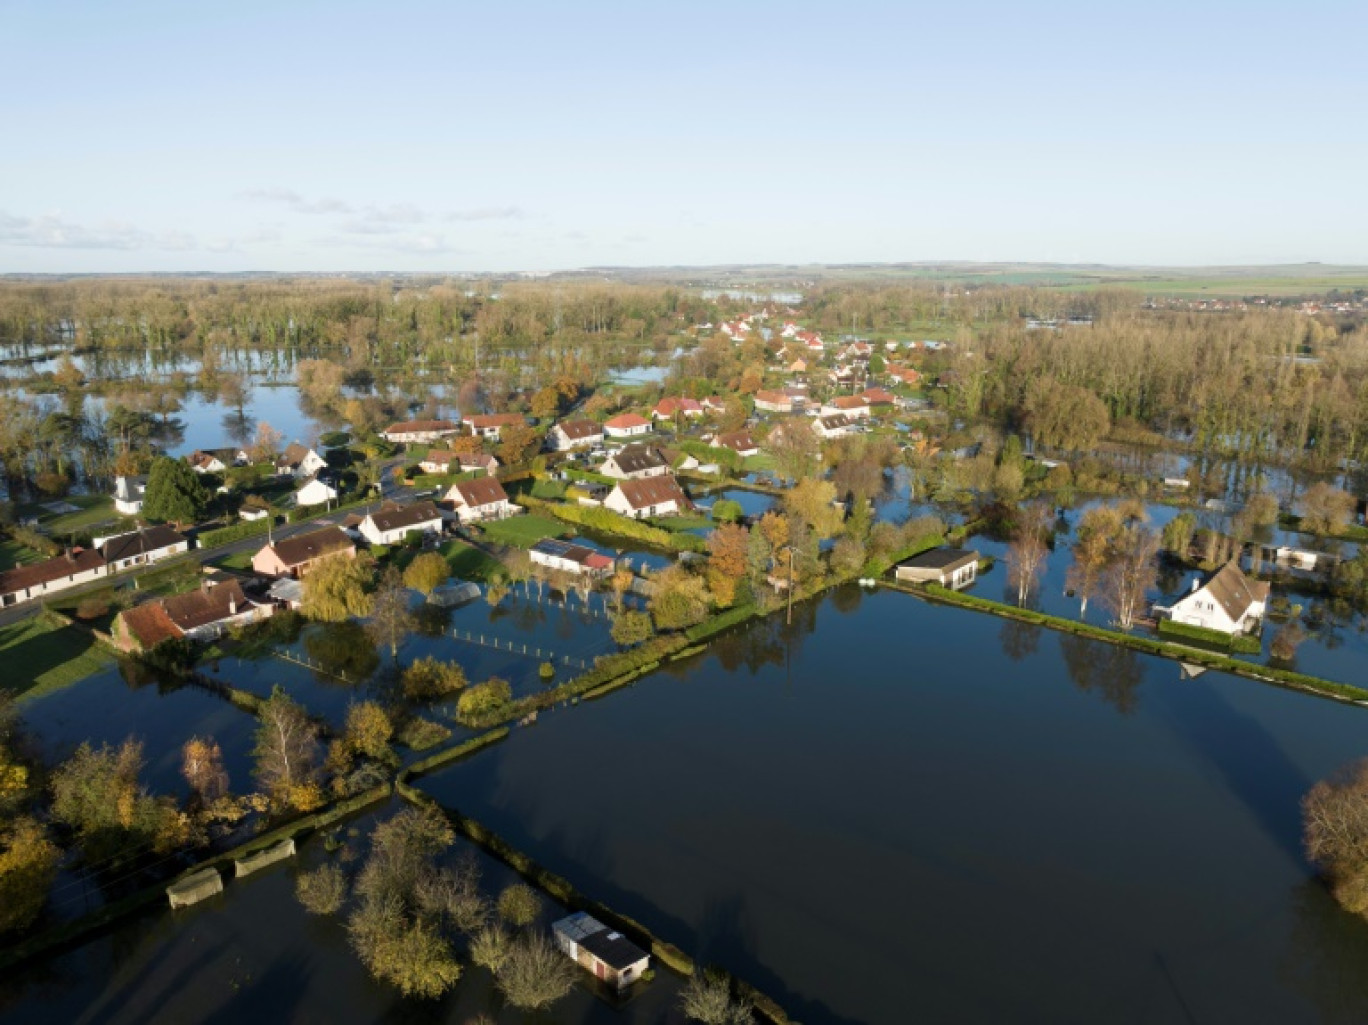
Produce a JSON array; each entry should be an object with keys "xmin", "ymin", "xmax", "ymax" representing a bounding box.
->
[
  {"xmin": 1304, "ymin": 758, "xmax": 1368, "ymax": 915},
  {"xmin": 1004, "ymin": 503, "xmax": 1052, "ymax": 606},
  {"xmin": 1101, "ymin": 526, "xmax": 1158, "ymax": 631},
  {"xmin": 368, "ymin": 567, "xmax": 415, "ymax": 658},
  {"xmin": 252, "ymin": 687, "xmax": 319, "ymax": 807}
]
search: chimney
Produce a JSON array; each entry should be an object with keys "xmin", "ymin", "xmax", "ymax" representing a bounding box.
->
[
  {"xmin": 229, "ymin": 596, "xmax": 237, "ymax": 616},
  {"xmin": 1191, "ymin": 578, "xmax": 1200, "ymax": 593}
]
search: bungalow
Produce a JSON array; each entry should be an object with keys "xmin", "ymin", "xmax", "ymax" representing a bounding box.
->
[
  {"xmin": 113, "ymin": 475, "xmax": 147, "ymax": 516},
  {"xmin": 813, "ymin": 413, "xmax": 856, "ymax": 439},
  {"xmin": 604, "ymin": 476, "xmax": 691, "ymax": 520},
  {"xmin": 1160, "ymin": 560, "xmax": 1269, "ymax": 636},
  {"xmin": 382, "ymin": 419, "xmax": 460, "ymax": 444},
  {"xmin": 547, "ymin": 419, "xmax": 604, "ymax": 451},
  {"xmin": 295, "ymin": 474, "xmax": 340, "ymax": 508},
  {"xmin": 821, "ymin": 396, "xmax": 871, "ymax": 419},
  {"xmin": 700, "ymin": 395, "xmax": 727, "ymax": 413},
  {"xmin": 707, "ymin": 430, "xmax": 760, "ymax": 458},
  {"xmin": 419, "ymin": 450, "xmax": 460, "ymax": 475},
  {"xmin": 796, "ymin": 330, "xmax": 824, "ymax": 351},
  {"xmin": 894, "ymin": 548, "xmax": 979, "ymax": 589},
  {"xmin": 457, "ymin": 452, "xmax": 500, "ymax": 476},
  {"xmin": 780, "ymin": 321, "xmax": 799, "ymax": 338},
  {"xmin": 97, "ymin": 525, "xmax": 189, "ymax": 572},
  {"xmin": 529, "ymin": 539, "xmax": 615, "ymax": 578},
  {"xmin": 553, "ymin": 912, "xmax": 649, "ymax": 991},
  {"xmin": 861, "ymin": 386, "xmax": 897, "ymax": 408},
  {"xmin": 113, "ymin": 577, "xmax": 270, "ymax": 652},
  {"xmin": 0, "ymin": 548, "xmax": 107, "ymax": 608},
  {"xmin": 359, "ymin": 501, "xmax": 446, "ymax": 545},
  {"xmin": 186, "ymin": 448, "xmax": 240, "ymax": 474},
  {"xmin": 444, "ymin": 477, "xmax": 518, "ymax": 524},
  {"xmin": 653, "ymin": 397, "xmax": 705, "ymax": 420},
  {"xmin": 603, "ymin": 413, "xmax": 652, "ymax": 439},
  {"xmin": 600, "ymin": 443, "xmax": 671, "ymax": 480},
  {"xmin": 462, "ymin": 413, "xmax": 524, "ymax": 440},
  {"xmin": 887, "ymin": 365, "xmax": 922, "ymax": 387},
  {"xmin": 252, "ymin": 525, "xmax": 356, "ymax": 578},
  {"xmin": 276, "ymin": 443, "xmax": 327, "ymax": 479},
  {"xmin": 753, "ymin": 389, "xmax": 794, "ymax": 414}
]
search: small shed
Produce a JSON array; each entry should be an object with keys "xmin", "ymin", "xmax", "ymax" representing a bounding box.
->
[
  {"xmin": 894, "ymin": 548, "xmax": 980, "ymax": 589},
  {"xmin": 553, "ymin": 912, "xmax": 650, "ymax": 990},
  {"xmin": 429, "ymin": 580, "xmax": 481, "ymax": 607}
]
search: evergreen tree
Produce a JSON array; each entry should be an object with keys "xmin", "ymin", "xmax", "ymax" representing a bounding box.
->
[{"xmin": 140, "ymin": 455, "xmax": 208, "ymax": 524}]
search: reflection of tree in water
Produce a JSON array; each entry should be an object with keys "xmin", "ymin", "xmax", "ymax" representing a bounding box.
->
[
  {"xmin": 150, "ymin": 417, "xmax": 186, "ymax": 450},
  {"xmin": 829, "ymin": 584, "xmax": 864, "ymax": 616},
  {"xmin": 413, "ymin": 604, "xmax": 452, "ymax": 638},
  {"xmin": 999, "ymin": 619, "xmax": 1041, "ymax": 662},
  {"xmin": 116, "ymin": 657, "xmax": 184, "ymax": 694},
  {"xmin": 221, "ymin": 407, "xmax": 256, "ymax": 447},
  {"xmin": 1155, "ymin": 560, "xmax": 1185, "ymax": 595},
  {"xmin": 509, "ymin": 597, "xmax": 548, "ymax": 635},
  {"xmin": 304, "ymin": 621, "xmax": 378, "ymax": 683},
  {"xmin": 1280, "ymin": 879, "xmax": 1368, "ymax": 1025},
  {"xmin": 709, "ymin": 602, "xmax": 818, "ymax": 675},
  {"xmin": 1058, "ymin": 632, "xmax": 1143, "ymax": 715},
  {"xmin": 1303, "ymin": 600, "xmax": 1347, "ymax": 651}
]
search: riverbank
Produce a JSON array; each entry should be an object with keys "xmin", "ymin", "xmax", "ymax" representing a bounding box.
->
[{"xmin": 895, "ymin": 579, "xmax": 1368, "ymax": 705}]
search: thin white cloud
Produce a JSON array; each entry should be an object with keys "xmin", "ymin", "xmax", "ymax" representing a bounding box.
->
[
  {"xmin": 444, "ymin": 206, "xmax": 523, "ymax": 222},
  {"xmin": 238, "ymin": 188, "xmax": 353, "ymax": 214},
  {"xmin": 0, "ymin": 211, "xmax": 196, "ymax": 251}
]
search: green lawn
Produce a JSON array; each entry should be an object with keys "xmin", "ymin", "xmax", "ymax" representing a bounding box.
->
[
  {"xmin": 0, "ymin": 616, "xmax": 115, "ymax": 700},
  {"xmin": 16, "ymin": 494, "xmax": 125, "ymax": 535},
  {"xmin": 649, "ymin": 515, "xmax": 713, "ymax": 533},
  {"xmin": 479, "ymin": 515, "xmax": 567, "ymax": 548},
  {"xmin": 212, "ymin": 550, "xmax": 255, "ymax": 571},
  {"xmin": 741, "ymin": 453, "xmax": 776, "ymax": 473},
  {"xmin": 440, "ymin": 540, "xmax": 505, "ymax": 583},
  {"xmin": 0, "ymin": 539, "xmax": 43, "ymax": 572}
]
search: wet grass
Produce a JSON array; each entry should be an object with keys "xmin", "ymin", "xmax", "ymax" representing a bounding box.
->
[
  {"xmin": 0, "ymin": 616, "xmax": 115, "ymax": 700},
  {"xmin": 478, "ymin": 515, "xmax": 567, "ymax": 548},
  {"xmin": 440, "ymin": 539, "xmax": 504, "ymax": 582}
]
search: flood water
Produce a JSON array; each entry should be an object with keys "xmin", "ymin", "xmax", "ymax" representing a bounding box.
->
[{"xmin": 413, "ymin": 586, "xmax": 1368, "ymax": 1025}]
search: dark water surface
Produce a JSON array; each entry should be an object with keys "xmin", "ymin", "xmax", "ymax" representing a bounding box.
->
[{"xmin": 415, "ymin": 587, "xmax": 1368, "ymax": 1025}]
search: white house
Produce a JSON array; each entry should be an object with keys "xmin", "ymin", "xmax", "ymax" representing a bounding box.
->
[
  {"xmin": 0, "ymin": 548, "xmax": 108, "ymax": 608},
  {"xmin": 113, "ymin": 475, "xmax": 147, "ymax": 516},
  {"xmin": 813, "ymin": 413, "xmax": 856, "ymax": 439},
  {"xmin": 462, "ymin": 413, "xmax": 524, "ymax": 440},
  {"xmin": 821, "ymin": 396, "xmax": 871, "ymax": 419},
  {"xmin": 295, "ymin": 475, "xmax": 340, "ymax": 507},
  {"xmin": 529, "ymin": 539, "xmax": 615, "ymax": 578},
  {"xmin": 602, "ymin": 413, "xmax": 652, "ymax": 439},
  {"xmin": 548, "ymin": 419, "xmax": 604, "ymax": 451},
  {"xmin": 599, "ymin": 444, "xmax": 671, "ymax": 480},
  {"xmin": 382, "ymin": 419, "xmax": 460, "ymax": 444},
  {"xmin": 705, "ymin": 430, "xmax": 759, "ymax": 458},
  {"xmin": 652, "ymin": 397, "xmax": 704, "ymax": 420},
  {"xmin": 1161, "ymin": 560, "xmax": 1270, "ymax": 636},
  {"xmin": 358, "ymin": 501, "xmax": 446, "ymax": 545},
  {"xmin": 276, "ymin": 443, "xmax": 327, "ymax": 479},
  {"xmin": 552, "ymin": 912, "xmax": 649, "ymax": 991},
  {"xmin": 894, "ymin": 548, "xmax": 979, "ymax": 589},
  {"xmin": 97, "ymin": 525, "xmax": 190, "ymax": 573},
  {"xmin": 443, "ymin": 477, "xmax": 518, "ymax": 524},
  {"xmin": 753, "ymin": 389, "xmax": 794, "ymax": 414},
  {"xmin": 604, "ymin": 476, "xmax": 690, "ymax": 520}
]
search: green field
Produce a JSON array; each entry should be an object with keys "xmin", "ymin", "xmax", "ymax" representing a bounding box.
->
[
  {"xmin": 439, "ymin": 539, "xmax": 505, "ymax": 583},
  {"xmin": 0, "ymin": 616, "xmax": 115, "ymax": 700},
  {"xmin": 0, "ymin": 539, "xmax": 43, "ymax": 572},
  {"xmin": 16, "ymin": 494, "xmax": 125, "ymax": 536},
  {"xmin": 479, "ymin": 515, "xmax": 567, "ymax": 548}
]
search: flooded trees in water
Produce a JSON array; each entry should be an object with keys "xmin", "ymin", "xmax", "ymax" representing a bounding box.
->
[
  {"xmin": 367, "ymin": 567, "xmax": 415, "ymax": 658},
  {"xmin": 1101, "ymin": 526, "xmax": 1159, "ymax": 631},
  {"xmin": 252, "ymin": 687, "xmax": 321, "ymax": 812},
  {"xmin": 1005, "ymin": 503, "xmax": 1052, "ymax": 607},
  {"xmin": 680, "ymin": 968, "xmax": 755, "ymax": 1025},
  {"xmin": 402, "ymin": 552, "xmax": 449, "ymax": 597},
  {"xmin": 0, "ymin": 817, "xmax": 60, "ymax": 933},
  {"xmin": 296, "ymin": 862, "xmax": 347, "ymax": 915},
  {"xmin": 180, "ymin": 735, "xmax": 229, "ymax": 810},
  {"xmin": 301, "ymin": 553, "xmax": 375, "ymax": 623},
  {"xmin": 1304, "ymin": 759, "xmax": 1368, "ymax": 918},
  {"xmin": 496, "ymin": 931, "xmax": 578, "ymax": 1011}
]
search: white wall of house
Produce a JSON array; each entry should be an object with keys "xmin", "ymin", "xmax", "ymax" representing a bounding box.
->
[
  {"xmin": 454, "ymin": 499, "xmax": 516, "ymax": 524},
  {"xmin": 359, "ymin": 516, "xmax": 444, "ymax": 545},
  {"xmin": 604, "ymin": 423, "xmax": 651, "ymax": 439},
  {"xmin": 604, "ymin": 489, "xmax": 680, "ymax": 520},
  {"xmin": 296, "ymin": 480, "xmax": 339, "ymax": 506}
]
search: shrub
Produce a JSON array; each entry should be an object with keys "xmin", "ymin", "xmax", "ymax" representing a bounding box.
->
[
  {"xmin": 496, "ymin": 931, "xmax": 578, "ymax": 1010},
  {"xmin": 402, "ymin": 657, "xmax": 468, "ymax": 701},
  {"xmin": 396, "ymin": 717, "xmax": 451, "ymax": 751},
  {"xmin": 456, "ymin": 678, "xmax": 513, "ymax": 722},
  {"xmin": 538, "ymin": 661, "xmax": 555, "ymax": 681},
  {"xmin": 296, "ymin": 863, "xmax": 348, "ymax": 915},
  {"xmin": 198, "ymin": 517, "xmax": 273, "ymax": 548},
  {"xmin": 74, "ymin": 597, "xmax": 109, "ymax": 621},
  {"xmin": 611, "ymin": 611, "xmax": 655, "ymax": 646},
  {"xmin": 496, "ymin": 882, "xmax": 541, "ymax": 927}
]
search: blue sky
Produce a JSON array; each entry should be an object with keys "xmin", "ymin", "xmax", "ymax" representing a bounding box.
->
[{"xmin": 1, "ymin": 0, "xmax": 1365, "ymax": 272}]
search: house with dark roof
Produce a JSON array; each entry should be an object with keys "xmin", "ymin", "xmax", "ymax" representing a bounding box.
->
[
  {"xmin": 359, "ymin": 500, "xmax": 446, "ymax": 545},
  {"xmin": 813, "ymin": 413, "xmax": 856, "ymax": 439},
  {"xmin": 443, "ymin": 477, "xmax": 517, "ymax": 523},
  {"xmin": 0, "ymin": 548, "xmax": 108, "ymax": 608},
  {"xmin": 113, "ymin": 475, "xmax": 147, "ymax": 516},
  {"xmin": 603, "ymin": 476, "xmax": 690, "ymax": 520},
  {"xmin": 548, "ymin": 419, "xmax": 605, "ymax": 451},
  {"xmin": 894, "ymin": 548, "xmax": 979, "ymax": 589},
  {"xmin": 600, "ymin": 443, "xmax": 671, "ymax": 480},
  {"xmin": 706, "ymin": 430, "xmax": 759, "ymax": 457},
  {"xmin": 252, "ymin": 525, "xmax": 356, "ymax": 578},
  {"xmin": 112, "ymin": 577, "xmax": 270, "ymax": 652},
  {"xmin": 97, "ymin": 525, "xmax": 189, "ymax": 572},
  {"xmin": 382, "ymin": 419, "xmax": 460, "ymax": 444},
  {"xmin": 275, "ymin": 443, "xmax": 327, "ymax": 479},
  {"xmin": 552, "ymin": 912, "xmax": 650, "ymax": 991},
  {"xmin": 1159, "ymin": 560, "xmax": 1270, "ymax": 635}
]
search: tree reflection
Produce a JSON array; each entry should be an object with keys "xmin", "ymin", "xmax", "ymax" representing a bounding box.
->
[
  {"xmin": 998, "ymin": 618, "xmax": 1041, "ymax": 662},
  {"xmin": 1058, "ymin": 632, "xmax": 1143, "ymax": 715},
  {"xmin": 304, "ymin": 621, "xmax": 378, "ymax": 684},
  {"xmin": 414, "ymin": 604, "xmax": 452, "ymax": 638},
  {"xmin": 1280, "ymin": 879, "xmax": 1368, "ymax": 1025},
  {"xmin": 829, "ymin": 584, "xmax": 864, "ymax": 615}
]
